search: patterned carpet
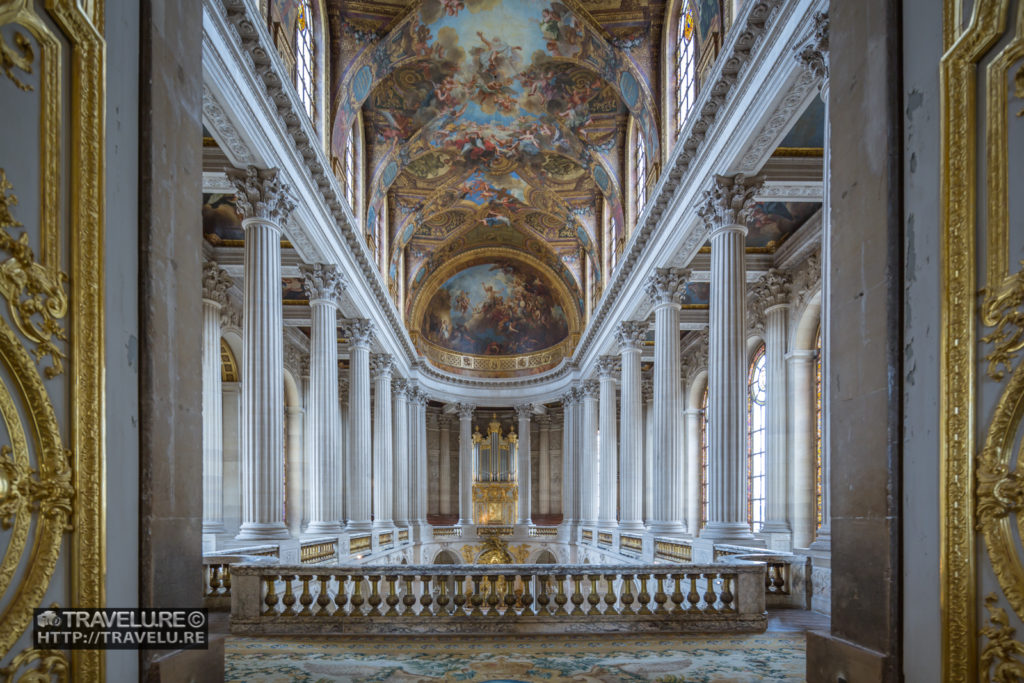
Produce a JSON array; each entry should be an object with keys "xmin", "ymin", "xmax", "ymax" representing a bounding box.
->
[{"xmin": 224, "ymin": 632, "xmax": 807, "ymax": 682}]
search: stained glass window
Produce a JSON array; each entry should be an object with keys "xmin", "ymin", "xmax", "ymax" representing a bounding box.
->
[
  {"xmin": 634, "ymin": 119, "xmax": 647, "ymax": 222},
  {"xmin": 295, "ymin": 1, "xmax": 315, "ymax": 122},
  {"xmin": 345, "ymin": 123, "xmax": 356, "ymax": 210},
  {"xmin": 747, "ymin": 344, "xmax": 767, "ymax": 532},
  {"xmin": 700, "ymin": 385, "xmax": 709, "ymax": 529},
  {"xmin": 814, "ymin": 324, "xmax": 823, "ymax": 530},
  {"xmin": 675, "ymin": 4, "xmax": 697, "ymax": 136}
]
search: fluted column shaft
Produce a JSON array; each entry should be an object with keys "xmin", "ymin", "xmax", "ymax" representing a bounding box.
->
[
  {"xmin": 457, "ymin": 405, "xmax": 475, "ymax": 524},
  {"xmin": 515, "ymin": 405, "xmax": 533, "ymax": 525},
  {"xmin": 580, "ymin": 383, "xmax": 599, "ymax": 525},
  {"xmin": 561, "ymin": 392, "xmax": 578, "ymax": 524},
  {"xmin": 410, "ymin": 392, "xmax": 428, "ymax": 525},
  {"xmin": 597, "ymin": 361, "xmax": 618, "ymax": 527},
  {"xmin": 392, "ymin": 381, "xmax": 409, "ymax": 526},
  {"xmin": 439, "ymin": 417, "xmax": 451, "ymax": 516},
  {"xmin": 371, "ymin": 355, "xmax": 394, "ymax": 529},
  {"xmin": 202, "ymin": 294, "xmax": 226, "ymax": 534},
  {"xmin": 538, "ymin": 417, "xmax": 551, "ymax": 516},
  {"xmin": 705, "ymin": 223, "xmax": 753, "ymax": 541},
  {"xmin": 816, "ymin": 75, "xmax": 833, "ymax": 547},
  {"xmin": 762, "ymin": 303, "xmax": 790, "ymax": 533},
  {"xmin": 684, "ymin": 407, "xmax": 702, "ymax": 534},
  {"xmin": 618, "ymin": 324, "xmax": 645, "ymax": 530},
  {"xmin": 346, "ymin": 322, "xmax": 373, "ymax": 531},
  {"xmin": 642, "ymin": 381, "xmax": 654, "ymax": 525},
  {"xmin": 788, "ymin": 350, "xmax": 817, "ymax": 548}
]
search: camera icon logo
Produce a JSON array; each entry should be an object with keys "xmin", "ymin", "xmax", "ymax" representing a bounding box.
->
[{"xmin": 36, "ymin": 610, "xmax": 60, "ymax": 628}]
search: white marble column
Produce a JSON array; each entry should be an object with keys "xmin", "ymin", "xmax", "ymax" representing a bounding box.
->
[
  {"xmin": 560, "ymin": 389, "xmax": 578, "ymax": 525},
  {"xmin": 641, "ymin": 378, "xmax": 654, "ymax": 525},
  {"xmin": 338, "ymin": 375, "xmax": 349, "ymax": 525},
  {"xmin": 300, "ymin": 263, "xmax": 346, "ymax": 535},
  {"xmin": 617, "ymin": 322, "xmax": 646, "ymax": 530},
  {"xmin": 698, "ymin": 174, "xmax": 762, "ymax": 542},
  {"xmin": 202, "ymin": 262, "xmax": 232, "ymax": 534},
  {"xmin": 392, "ymin": 378, "xmax": 409, "ymax": 527},
  {"xmin": 754, "ymin": 270, "xmax": 793, "ymax": 539},
  {"xmin": 230, "ymin": 167, "xmax": 294, "ymax": 541},
  {"xmin": 371, "ymin": 353, "xmax": 394, "ymax": 529},
  {"xmin": 538, "ymin": 415, "xmax": 551, "ymax": 516},
  {"xmin": 788, "ymin": 350, "xmax": 817, "ymax": 548},
  {"xmin": 344, "ymin": 318, "xmax": 374, "ymax": 532},
  {"xmin": 580, "ymin": 381, "xmax": 600, "ymax": 525},
  {"xmin": 457, "ymin": 403, "xmax": 475, "ymax": 525},
  {"xmin": 285, "ymin": 401, "xmax": 305, "ymax": 536},
  {"xmin": 683, "ymin": 406, "xmax": 702, "ymax": 535},
  {"xmin": 439, "ymin": 415, "xmax": 452, "ymax": 516},
  {"xmin": 597, "ymin": 356, "xmax": 619, "ymax": 528},
  {"xmin": 412, "ymin": 389, "xmax": 429, "ymax": 526},
  {"xmin": 515, "ymin": 404, "xmax": 533, "ymax": 526},
  {"xmin": 645, "ymin": 268, "xmax": 688, "ymax": 534}
]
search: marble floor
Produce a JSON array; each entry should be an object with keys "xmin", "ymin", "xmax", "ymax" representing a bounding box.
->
[{"xmin": 222, "ymin": 610, "xmax": 828, "ymax": 682}]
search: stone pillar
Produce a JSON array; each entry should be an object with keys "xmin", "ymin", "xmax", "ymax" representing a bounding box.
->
[
  {"xmin": 617, "ymin": 321, "xmax": 646, "ymax": 530},
  {"xmin": 538, "ymin": 415, "xmax": 551, "ymax": 516},
  {"xmin": 202, "ymin": 263, "xmax": 231, "ymax": 534},
  {"xmin": 392, "ymin": 379, "xmax": 409, "ymax": 527},
  {"xmin": 338, "ymin": 374, "xmax": 349, "ymax": 525},
  {"xmin": 370, "ymin": 353, "xmax": 394, "ymax": 529},
  {"xmin": 230, "ymin": 167, "xmax": 294, "ymax": 541},
  {"xmin": 344, "ymin": 319, "xmax": 374, "ymax": 532},
  {"xmin": 560, "ymin": 389, "xmax": 578, "ymax": 525},
  {"xmin": 457, "ymin": 403, "xmax": 475, "ymax": 525},
  {"xmin": 684, "ymin": 406, "xmax": 702, "ymax": 535},
  {"xmin": 285, "ymin": 401, "xmax": 304, "ymax": 536},
  {"xmin": 698, "ymin": 173, "xmax": 762, "ymax": 542},
  {"xmin": 515, "ymin": 404, "xmax": 533, "ymax": 526},
  {"xmin": 580, "ymin": 381, "xmax": 600, "ymax": 526},
  {"xmin": 597, "ymin": 356, "xmax": 620, "ymax": 528},
  {"xmin": 641, "ymin": 378, "xmax": 654, "ymax": 525},
  {"xmin": 788, "ymin": 350, "xmax": 817, "ymax": 548},
  {"xmin": 300, "ymin": 263, "xmax": 345, "ymax": 535},
  {"xmin": 439, "ymin": 415, "xmax": 452, "ymax": 516},
  {"xmin": 645, "ymin": 268, "xmax": 688, "ymax": 534},
  {"xmin": 754, "ymin": 269, "xmax": 793, "ymax": 541},
  {"xmin": 410, "ymin": 388, "xmax": 429, "ymax": 526}
]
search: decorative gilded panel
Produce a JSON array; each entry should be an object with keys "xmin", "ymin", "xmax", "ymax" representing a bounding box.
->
[{"xmin": 0, "ymin": 0, "xmax": 105, "ymax": 680}]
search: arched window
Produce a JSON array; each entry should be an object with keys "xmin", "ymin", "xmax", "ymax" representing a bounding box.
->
[
  {"xmin": 814, "ymin": 324, "xmax": 823, "ymax": 530},
  {"xmin": 675, "ymin": 3, "xmax": 697, "ymax": 136},
  {"xmin": 699, "ymin": 385, "xmax": 709, "ymax": 529},
  {"xmin": 295, "ymin": 0, "xmax": 315, "ymax": 122},
  {"xmin": 633, "ymin": 119, "xmax": 648, "ymax": 222},
  {"xmin": 344, "ymin": 123, "xmax": 357, "ymax": 210},
  {"xmin": 747, "ymin": 343, "xmax": 767, "ymax": 532}
]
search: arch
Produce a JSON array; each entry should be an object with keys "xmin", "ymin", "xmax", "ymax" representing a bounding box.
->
[
  {"xmin": 433, "ymin": 549, "xmax": 460, "ymax": 564},
  {"xmin": 219, "ymin": 338, "xmax": 239, "ymax": 383},
  {"xmin": 687, "ymin": 368, "xmax": 708, "ymax": 410},
  {"xmin": 295, "ymin": 0, "xmax": 316, "ymax": 122},
  {"xmin": 627, "ymin": 114, "xmax": 647, "ymax": 239},
  {"xmin": 530, "ymin": 548, "xmax": 559, "ymax": 564},
  {"xmin": 662, "ymin": 0, "xmax": 699, "ymax": 151},
  {"xmin": 792, "ymin": 289, "xmax": 822, "ymax": 352},
  {"xmin": 746, "ymin": 342, "xmax": 767, "ymax": 532}
]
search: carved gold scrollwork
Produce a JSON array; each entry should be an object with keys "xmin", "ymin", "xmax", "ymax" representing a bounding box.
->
[
  {"xmin": 0, "ymin": 648, "xmax": 68, "ymax": 683},
  {"xmin": 0, "ymin": 29, "xmax": 33, "ymax": 91},
  {"xmin": 982, "ymin": 594, "xmax": 1024, "ymax": 683}
]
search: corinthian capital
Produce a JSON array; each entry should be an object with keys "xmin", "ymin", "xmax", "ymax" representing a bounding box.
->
[
  {"xmin": 616, "ymin": 320, "xmax": 648, "ymax": 350},
  {"xmin": 697, "ymin": 174, "xmax": 764, "ymax": 233},
  {"xmin": 228, "ymin": 166, "xmax": 296, "ymax": 224},
  {"xmin": 645, "ymin": 267, "xmax": 691, "ymax": 307},
  {"xmin": 581, "ymin": 379, "xmax": 600, "ymax": 398},
  {"xmin": 342, "ymin": 318, "xmax": 374, "ymax": 346},
  {"xmin": 456, "ymin": 403, "xmax": 475, "ymax": 419},
  {"xmin": 202, "ymin": 262, "xmax": 232, "ymax": 307},
  {"xmin": 596, "ymin": 355, "xmax": 621, "ymax": 378},
  {"xmin": 752, "ymin": 268, "xmax": 793, "ymax": 310},
  {"xmin": 392, "ymin": 378, "xmax": 409, "ymax": 397},
  {"xmin": 796, "ymin": 11, "xmax": 829, "ymax": 82},
  {"xmin": 515, "ymin": 404, "xmax": 534, "ymax": 420},
  {"xmin": 300, "ymin": 263, "xmax": 347, "ymax": 305},
  {"xmin": 369, "ymin": 353, "xmax": 393, "ymax": 378}
]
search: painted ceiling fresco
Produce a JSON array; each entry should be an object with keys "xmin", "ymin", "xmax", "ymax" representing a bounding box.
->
[
  {"xmin": 746, "ymin": 201, "xmax": 821, "ymax": 249},
  {"xmin": 420, "ymin": 259, "xmax": 570, "ymax": 356}
]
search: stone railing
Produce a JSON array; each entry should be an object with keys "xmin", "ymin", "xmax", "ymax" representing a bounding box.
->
[
  {"xmin": 300, "ymin": 538, "xmax": 338, "ymax": 565},
  {"xmin": 203, "ymin": 547, "xmax": 280, "ymax": 610},
  {"xmin": 529, "ymin": 527, "xmax": 559, "ymax": 538},
  {"xmin": 731, "ymin": 552, "xmax": 811, "ymax": 610},
  {"xmin": 432, "ymin": 526, "xmax": 462, "ymax": 538},
  {"xmin": 229, "ymin": 561, "xmax": 767, "ymax": 635}
]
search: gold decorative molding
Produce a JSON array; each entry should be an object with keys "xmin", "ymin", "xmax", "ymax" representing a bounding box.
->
[
  {"xmin": 981, "ymin": 593, "xmax": 1024, "ymax": 681},
  {"xmin": 0, "ymin": 647, "xmax": 68, "ymax": 682}
]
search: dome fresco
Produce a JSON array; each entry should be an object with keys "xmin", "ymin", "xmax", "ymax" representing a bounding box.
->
[{"xmin": 420, "ymin": 259, "xmax": 569, "ymax": 356}]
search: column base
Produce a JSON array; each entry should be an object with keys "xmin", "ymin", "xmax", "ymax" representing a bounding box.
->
[
  {"xmin": 235, "ymin": 521, "xmax": 291, "ymax": 541},
  {"xmin": 304, "ymin": 521, "xmax": 344, "ymax": 535},
  {"xmin": 346, "ymin": 520, "xmax": 373, "ymax": 533},
  {"xmin": 517, "ymin": 519, "xmax": 533, "ymax": 527},
  {"xmin": 202, "ymin": 521, "xmax": 226, "ymax": 535},
  {"xmin": 597, "ymin": 519, "xmax": 618, "ymax": 529},
  {"xmin": 373, "ymin": 520, "xmax": 395, "ymax": 531},
  {"xmin": 645, "ymin": 521, "xmax": 686, "ymax": 535},
  {"xmin": 699, "ymin": 521, "xmax": 755, "ymax": 543},
  {"xmin": 618, "ymin": 520, "xmax": 645, "ymax": 531}
]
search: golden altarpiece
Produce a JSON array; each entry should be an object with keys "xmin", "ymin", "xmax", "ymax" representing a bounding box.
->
[{"xmin": 471, "ymin": 415, "xmax": 519, "ymax": 525}]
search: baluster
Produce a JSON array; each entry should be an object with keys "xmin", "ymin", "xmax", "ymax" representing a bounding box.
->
[
  {"xmin": 436, "ymin": 577, "xmax": 451, "ymax": 615},
  {"xmin": 469, "ymin": 575, "xmax": 485, "ymax": 616},
  {"xmin": 297, "ymin": 575, "xmax": 314, "ymax": 616},
  {"xmin": 652, "ymin": 574, "xmax": 669, "ymax": 614},
  {"xmin": 316, "ymin": 575, "xmax": 332, "ymax": 616},
  {"xmin": 223, "ymin": 565, "xmax": 232, "ymax": 596},
  {"xmin": 536, "ymin": 575, "xmax": 551, "ymax": 615},
  {"xmin": 334, "ymin": 575, "xmax": 349, "ymax": 616},
  {"xmin": 519, "ymin": 574, "xmax": 534, "ymax": 615},
  {"xmin": 384, "ymin": 575, "xmax": 400, "ymax": 616},
  {"xmin": 570, "ymin": 575, "xmax": 585, "ymax": 615},
  {"xmin": 686, "ymin": 574, "xmax": 701, "ymax": 611},
  {"xmin": 603, "ymin": 574, "xmax": 618, "ymax": 614},
  {"xmin": 553, "ymin": 575, "xmax": 569, "ymax": 615},
  {"xmin": 350, "ymin": 576, "xmax": 365, "ymax": 615},
  {"xmin": 280, "ymin": 575, "xmax": 297, "ymax": 616},
  {"xmin": 702, "ymin": 572, "xmax": 718, "ymax": 613},
  {"xmin": 262, "ymin": 575, "xmax": 279, "ymax": 616},
  {"xmin": 367, "ymin": 576, "xmax": 383, "ymax": 616},
  {"xmin": 669, "ymin": 573, "xmax": 685, "ymax": 613},
  {"xmin": 620, "ymin": 574, "xmax": 635, "ymax": 613},
  {"xmin": 416, "ymin": 575, "xmax": 431, "ymax": 616},
  {"xmin": 208, "ymin": 565, "xmax": 221, "ymax": 597},
  {"xmin": 586, "ymin": 575, "xmax": 602, "ymax": 615},
  {"xmin": 503, "ymin": 574, "xmax": 517, "ymax": 614},
  {"xmin": 720, "ymin": 574, "xmax": 735, "ymax": 612},
  {"xmin": 773, "ymin": 564, "xmax": 786, "ymax": 593},
  {"xmin": 636, "ymin": 574, "xmax": 652, "ymax": 615},
  {"xmin": 451, "ymin": 575, "xmax": 466, "ymax": 615},
  {"xmin": 486, "ymin": 575, "xmax": 501, "ymax": 615}
]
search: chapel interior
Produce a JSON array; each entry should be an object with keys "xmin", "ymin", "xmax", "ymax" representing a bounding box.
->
[{"xmin": 0, "ymin": 0, "xmax": 1013, "ymax": 680}]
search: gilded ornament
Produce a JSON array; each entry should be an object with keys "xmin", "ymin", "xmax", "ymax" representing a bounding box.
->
[
  {"xmin": 0, "ymin": 647, "xmax": 69, "ymax": 683},
  {"xmin": 0, "ymin": 29, "xmax": 33, "ymax": 91},
  {"xmin": 982, "ymin": 594, "xmax": 1024, "ymax": 682}
]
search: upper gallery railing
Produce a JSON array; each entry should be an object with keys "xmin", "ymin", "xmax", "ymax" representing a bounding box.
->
[{"xmin": 229, "ymin": 561, "xmax": 767, "ymax": 635}]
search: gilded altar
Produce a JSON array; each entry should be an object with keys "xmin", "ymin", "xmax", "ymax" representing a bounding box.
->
[{"xmin": 472, "ymin": 415, "xmax": 519, "ymax": 525}]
